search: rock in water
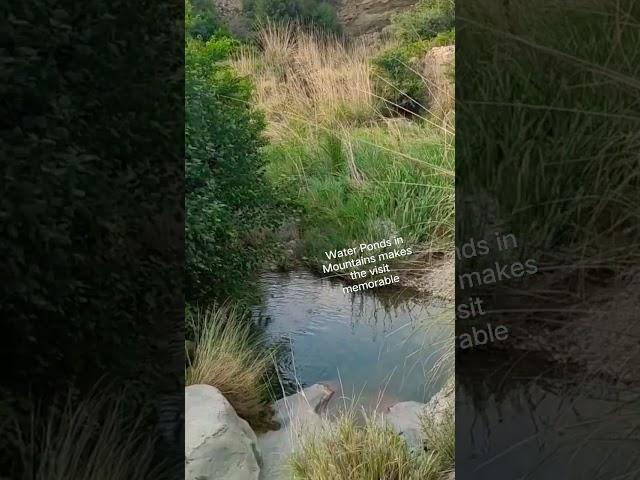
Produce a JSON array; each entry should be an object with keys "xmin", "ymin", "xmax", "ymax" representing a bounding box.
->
[
  {"xmin": 257, "ymin": 384, "xmax": 334, "ymax": 480},
  {"xmin": 185, "ymin": 384, "xmax": 261, "ymax": 480}
]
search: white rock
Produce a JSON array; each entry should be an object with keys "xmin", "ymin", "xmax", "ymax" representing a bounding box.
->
[
  {"xmin": 384, "ymin": 382, "xmax": 454, "ymax": 451},
  {"xmin": 385, "ymin": 401, "xmax": 427, "ymax": 451},
  {"xmin": 185, "ymin": 384, "xmax": 261, "ymax": 480},
  {"xmin": 257, "ymin": 384, "xmax": 334, "ymax": 480}
]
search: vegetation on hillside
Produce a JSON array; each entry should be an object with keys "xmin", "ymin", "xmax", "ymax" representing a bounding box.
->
[
  {"xmin": 373, "ymin": 0, "xmax": 454, "ymax": 116},
  {"xmin": 184, "ymin": 1, "xmax": 456, "ymax": 473},
  {"xmin": 243, "ymin": 0, "xmax": 341, "ymax": 33},
  {"xmin": 234, "ymin": 22, "xmax": 454, "ymax": 270},
  {"xmin": 186, "ymin": 1, "xmax": 282, "ymax": 303}
]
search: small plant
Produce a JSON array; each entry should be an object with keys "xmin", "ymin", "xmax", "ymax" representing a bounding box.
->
[
  {"xmin": 185, "ymin": 305, "xmax": 277, "ymax": 431},
  {"xmin": 372, "ymin": 40, "xmax": 432, "ymax": 114},
  {"xmin": 421, "ymin": 400, "xmax": 455, "ymax": 473},
  {"xmin": 290, "ymin": 410, "xmax": 449, "ymax": 480},
  {"xmin": 373, "ymin": 29, "xmax": 455, "ymax": 116}
]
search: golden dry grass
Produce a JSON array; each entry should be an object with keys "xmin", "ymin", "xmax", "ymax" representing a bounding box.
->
[
  {"xmin": 186, "ymin": 304, "xmax": 276, "ymax": 430},
  {"xmin": 234, "ymin": 22, "xmax": 455, "ymax": 140},
  {"xmin": 233, "ymin": 22, "xmax": 380, "ymax": 138}
]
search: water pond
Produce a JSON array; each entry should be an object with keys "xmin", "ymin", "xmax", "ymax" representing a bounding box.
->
[{"xmin": 252, "ymin": 270, "xmax": 453, "ymax": 411}]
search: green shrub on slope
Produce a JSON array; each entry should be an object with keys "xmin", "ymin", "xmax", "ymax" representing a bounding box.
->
[{"xmin": 186, "ymin": 9, "xmax": 280, "ymax": 303}]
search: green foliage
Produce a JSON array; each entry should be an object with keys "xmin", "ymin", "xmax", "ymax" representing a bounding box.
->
[
  {"xmin": 265, "ymin": 124, "xmax": 454, "ymax": 269},
  {"xmin": 373, "ymin": 41, "xmax": 431, "ymax": 114},
  {"xmin": 185, "ymin": 31, "xmax": 281, "ymax": 303},
  {"xmin": 390, "ymin": 0, "xmax": 454, "ymax": 42},
  {"xmin": 372, "ymin": 30, "xmax": 454, "ymax": 113},
  {"xmin": 243, "ymin": 0, "xmax": 341, "ymax": 33},
  {"xmin": 1, "ymin": 0, "xmax": 183, "ymax": 401},
  {"xmin": 373, "ymin": 0, "xmax": 454, "ymax": 115},
  {"xmin": 186, "ymin": 0, "xmax": 225, "ymax": 40}
]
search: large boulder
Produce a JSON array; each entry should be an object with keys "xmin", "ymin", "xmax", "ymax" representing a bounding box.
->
[
  {"xmin": 185, "ymin": 384, "xmax": 261, "ymax": 480},
  {"xmin": 257, "ymin": 384, "xmax": 334, "ymax": 480}
]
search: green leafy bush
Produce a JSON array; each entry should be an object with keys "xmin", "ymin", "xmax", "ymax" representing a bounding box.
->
[
  {"xmin": 373, "ymin": 0, "xmax": 455, "ymax": 115},
  {"xmin": 186, "ymin": 0, "xmax": 225, "ymax": 40},
  {"xmin": 186, "ymin": 28, "xmax": 280, "ymax": 303},
  {"xmin": 243, "ymin": 0, "xmax": 341, "ymax": 33},
  {"xmin": 2, "ymin": 7, "xmax": 184, "ymax": 476},
  {"xmin": 372, "ymin": 41, "xmax": 431, "ymax": 114},
  {"xmin": 390, "ymin": 0, "xmax": 454, "ymax": 42}
]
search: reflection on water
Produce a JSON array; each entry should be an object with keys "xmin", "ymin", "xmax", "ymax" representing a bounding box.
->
[
  {"xmin": 458, "ymin": 352, "xmax": 640, "ymax": 479},
  {"xmin": 252, "ymin": 270, "xmax": 453, "ymax": 408}
]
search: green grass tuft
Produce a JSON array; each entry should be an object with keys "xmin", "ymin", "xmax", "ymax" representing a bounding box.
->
[
  {"xmin": 185, "ymin": 304, "xmax": 277, "ymax": 431},
  {"xmin": 290, "ymin": 409, "xmax": 452, "ymax": 480},
  {"xmin": 265, "ymin": 123, "xmax": 454, "ymax": 270}
]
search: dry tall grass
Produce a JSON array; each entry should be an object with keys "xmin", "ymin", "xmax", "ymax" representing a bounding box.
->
[
  {"xmin": 12, "ymin": 393, "xmax": 164, "ymax": 480},
  {"xmin": 233, "ymin": 22, "xmax": 379, "ymax": 137},
  {"xmin": 186, "ymin": 304, "xmax": 276, "ymax": 430},
  {"xmin": 234, "ymin": 22, "xmax": 455, "ymax": 140}
]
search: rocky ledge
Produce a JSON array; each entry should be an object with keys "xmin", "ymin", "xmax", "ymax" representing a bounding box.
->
[
  {"xmin": 185, "ymin": 383, "xmax": 334, "ymax": 480},
  {"xmin": 185, "ymin": 382, "xmax": 452, "ymax": 480}
]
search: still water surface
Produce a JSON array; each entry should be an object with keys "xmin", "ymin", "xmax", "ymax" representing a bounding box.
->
[{"xmin": 252, "ymin": 270, "xmax": 453, "ymax": 409}]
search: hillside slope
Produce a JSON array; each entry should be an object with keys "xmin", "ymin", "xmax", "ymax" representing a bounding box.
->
[{"xmin": 336, "ymin": 0, "xmax": 419, "ymax": 36}]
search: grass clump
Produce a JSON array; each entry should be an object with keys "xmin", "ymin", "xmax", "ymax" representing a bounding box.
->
[
  {"xmin": 458, "ymin": 0, "xmax": 640, "ymax": 268},
  {"xmin": 265, "ymin": 124, "xmax": 454, "ymax": 268},
  {"xmin": 12, "ymin": 392, "xmax": 166, "ymax": 480},
  {"xmin": 421, "ymin": 402, "xmax": 454, "ymax": 473},
  {"xmin": 185, "ymin": 305, "xmax": 276, "ymax": 431},
  {"xmin": 290, "ymin": 410, "xmax": 451, "ymax": 480}
]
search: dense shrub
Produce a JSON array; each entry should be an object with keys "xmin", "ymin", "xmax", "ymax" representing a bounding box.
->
[
  {"xmin": 186, "ymin": 9, "xmax": 281, "ymax": 303},
  {"xmin": 243, "ymin": 0, "xmax": 341, "ymax": 33},
  {"xmin": 389, "ymin": 0, "xmax": 454, "ymax": 42},
  {"xmin": 373, "ymin": 41, "xmax": 431, "ymax": 114},
  {"xmin": 373, "ymin": 0, "xmax": 454, "ymax": 115},
  {"xmin": 186, "ymin": 0, "xmax": 225, "ymax": 40},
  {"xmin": 1, "ymin": 0, "xmax": 184, "ymax": 401}
]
